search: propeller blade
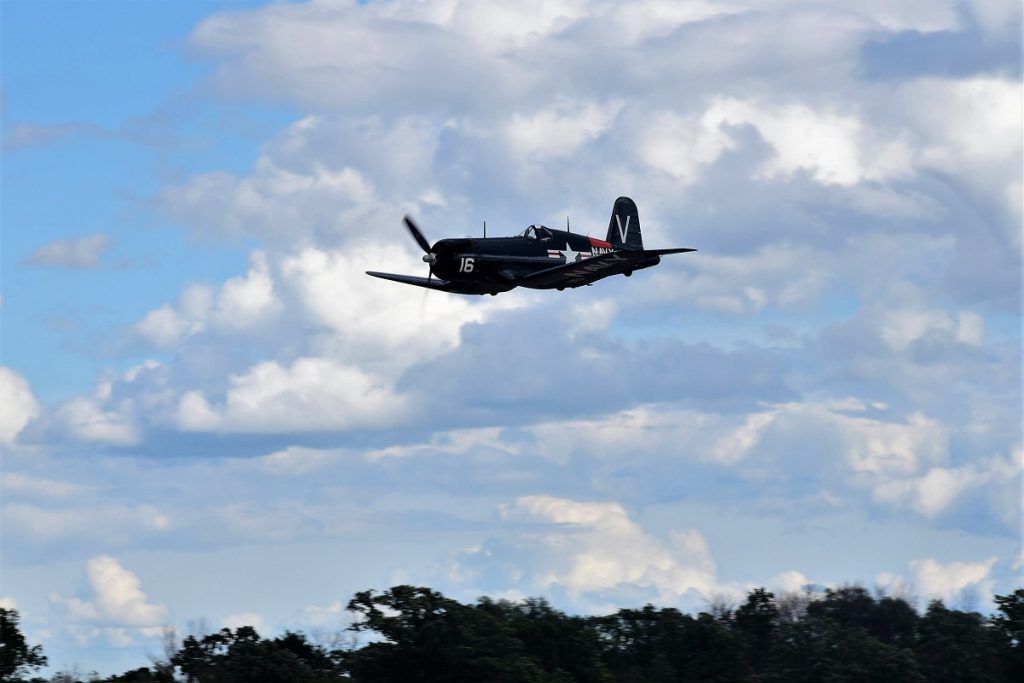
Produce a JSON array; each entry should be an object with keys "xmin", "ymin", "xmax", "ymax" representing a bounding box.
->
[{"xmin": 404, "ymin": 215, "xmax": 431, "ymax": 254}]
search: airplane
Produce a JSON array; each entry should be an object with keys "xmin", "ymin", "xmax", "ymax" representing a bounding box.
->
[{"xmin": 366, "ymin": 196, "xmax": 695, "ymax": 295}]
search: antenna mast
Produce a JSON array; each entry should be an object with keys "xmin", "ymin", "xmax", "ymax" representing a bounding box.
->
[{"xmin": 483, "ymin": 220, "xmax": 487, "ymax": 238}]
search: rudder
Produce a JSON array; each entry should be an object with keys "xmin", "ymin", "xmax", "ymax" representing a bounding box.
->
[{"xmin": 606, "ymin": 196, "xmax": 642, "ymax": 248}]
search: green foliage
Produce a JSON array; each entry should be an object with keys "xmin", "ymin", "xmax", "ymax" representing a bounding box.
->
[
  {"xmin": 992, "ymin": 589, "xmax": 1024, "ymax": 680},
  {"xmin": 475, "ymin": 597, "xmax": 612, "ymax": 683},
  {"xmin": 734, "ymin": 587, "xmax": 776, "ymax": 675},
  {"xmin": 0, "ymin": 608, "xmax": 48, "ymax": 682},
  {"xmin": 170, "ymin": 627, "xmax": 341, "ymax": 683},
  {"xmin": 102, "ymin": 667, "xmax": 173, "ymax": 683},
  {"xmin": 343, "ymin": 586, "xmax": 546, "ymax": 682},
  {"xmin": 915, "ymin": 599, "xmax": 1002, "ymax": 682},
  {"xmin": 79, "ymin": 584, "xmax": 1024, "ymax": 682}
]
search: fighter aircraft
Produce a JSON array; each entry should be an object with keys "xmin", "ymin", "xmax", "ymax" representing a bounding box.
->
[{"xmin": 366, "ymin": 196, "xmax": 695, "ymax": 295}]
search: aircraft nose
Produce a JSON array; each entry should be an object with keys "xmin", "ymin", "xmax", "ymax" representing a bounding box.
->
[{"xmin": 423, "ymin": 253, "xmax": 437, "ymax": 265}]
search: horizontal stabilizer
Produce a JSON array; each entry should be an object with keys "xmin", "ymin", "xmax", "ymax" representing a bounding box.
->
[{"xmin": 642, "ymin": 247, "xmax": 697, "ymax": 256}]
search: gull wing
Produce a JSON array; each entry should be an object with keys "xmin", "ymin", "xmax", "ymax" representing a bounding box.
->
[
  {"xmin": 366, "ymin": 271, "xmax": 458, "ymax": 291},
  {"xmin": 517, "ymin": 248, "xmax": 695, "ymax": 289}
]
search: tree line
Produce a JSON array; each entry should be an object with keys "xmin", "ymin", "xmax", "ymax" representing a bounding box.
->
[{"xmin": 3, "ymin": 585, "xmax": 1022, "ymax": 682}]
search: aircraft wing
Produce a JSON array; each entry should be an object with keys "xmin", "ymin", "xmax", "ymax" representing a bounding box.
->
[
  {"xmin": 517, "ymin": 247, "xmax": 695, "ymax": 289},
  {"xmin": 366, "ymin": 271, "xmax": 460, "ymax": 291},
  {"xmin": 366, "ymin": 271, "xmax": 514, "ymax": 295}
]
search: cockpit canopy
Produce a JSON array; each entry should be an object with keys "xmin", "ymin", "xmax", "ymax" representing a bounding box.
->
[{"xmin": 522, "ymin": 225, "xmax": 552, "ymax": 240}]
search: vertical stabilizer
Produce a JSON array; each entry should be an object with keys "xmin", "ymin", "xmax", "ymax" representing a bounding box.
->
[{"xmin": 605, "ymin": 196, "xmax": 643, "ymax": 248}]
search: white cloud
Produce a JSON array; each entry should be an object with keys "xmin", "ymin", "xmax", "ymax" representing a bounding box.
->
[
  {"xmin": 910, "ymin": 557, "xmax": 998, "ymax": 604},
  {"xmin": 133, "ymin": 305, "xmax": 198, "ymax": 349},
  {"xmin": 705, "ymin": 98, "xmax": 913, "ymax": 187},
  {"xmin": 49, "ymin": 360, "xmax": 173, "ymax": 446},
  {"xmin": 648, "ymin": 244, "xmax": 831, "ymax": 313},
  {"xmin": 879, "ymin": 305, "xmax": 987, "ymax": 351},
  {"xmin": 712, "ymin": 411, "xmax": 778, "ymax": 464},
  {"xmin": 133, "ymin": 252, "xmax": 281, "ymax": 348},
  {"xmin": 1, "ymin": 472, "xmax": 89, "ymax": 499},
  {"xmin": 607, "ymin": 0, "xmax": 744, "ymax": 42},
  {"xmin": 772, "ymin": 570, "xmax": 812, "ymax": 594},
  {"xmin": 57, "ymin": 394, "xmax": 140, "ymax": 446},
  {"xmin": 280, "ymin": 244, "xmax": 500, "ymax": 371},
  {"xmin": 162, "ymin": 153, "xmax": 379, "ymax": 245},
  {"xmin": 872, "ymin": 449, "xmax": 1023, "ymax": 521},
  {"xmin": 222, "ymin": 611, "xmax": 266, "ymax": 633},
  {"xmin": 214, "ymin": 251, "xmax": 281, "ymax": 329},
  {"xmin": 0, "ymin": 596, "xmax": 17, "ymax": 609},
  {"xmin": 176, "ymin": 357, "xmax": 406, "ymax": 433},
  {"xmin": 366, "ymin": 426, "xmax": 513, "ymax": 460},
  {"xmin": 899, "ymin": 76, "xmax": 1023, "ymax": 226},
  {"xmin": 0, "ymin": 367, "xmax": 40, "ymax": 445},
  {"xmin": 505, "ymin": 495, "xmax": 720, "ymax": 602},
  {"xmin": 636, "ymin": 108, "xmax": 738, "ymax": 186},
  {"xmin": 56, "ymin": 556, "xmax": 168, "ymax": 627},
  {"xmin": 4, "ymin": 503, "xmax": 171, "ymax": 546},
  {"xmin": 505, "ymin": 99, "xmax": 623, "ymax": 162},
  {"xmin": 25, "ymin": 233, "xmax": 110, "ymax": 268},
  {"xmin": 568, "ymin": 298, "xmax": 617, "ymax": 339},
  {"xmin": 104, "ymin": 628, "xmax": 138, "ymax": 648},
  {"xmin": 842, "ymin": 411, "xmax": 947, "ymax": 476},
  {"xmin": 965, "ymin": 0, "xmax": 1022, "ymax": 39},
  {"xmin": 301, "ymin": 600, "xmax": 346, "ymax": 628}
]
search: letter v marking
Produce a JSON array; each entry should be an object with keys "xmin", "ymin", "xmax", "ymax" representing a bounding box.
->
[{"xmin": 615, "ymin": 214, "xmax": 631, "ymax": 243}]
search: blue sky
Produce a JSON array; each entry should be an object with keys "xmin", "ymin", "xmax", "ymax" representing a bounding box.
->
[{"xmin": 1, "ymin": 0, "xmax": 1022, "ymax": 676}]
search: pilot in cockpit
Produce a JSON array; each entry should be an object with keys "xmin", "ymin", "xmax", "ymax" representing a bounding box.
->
[{"xmin": 522, "ymin": 225, "xmax": 551, "ymax": 240}]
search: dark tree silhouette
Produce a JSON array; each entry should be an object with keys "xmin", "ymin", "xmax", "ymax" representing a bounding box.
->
[
  {"xmin": 916, "ymin": 599, "xmax": 1002, "ymax": 682},
  {"xmin": 343, "ymin": 585, "xmax": 545, "ymax": 682},
  {"xmin": 992, "ymin": 588, "xmax": 1024, "ymax": 681},
  {"xmin": 74, "ymin": 585, "xmax": 1024, "ymax": 682},
  {"xmin": 476, "ymin": 597, "xmax": 612, "ymax": 682},
  {"xmin": 0, "ymin": 607, "xmax": 47, "ymax": 682},
  {"xmin": 734, "ymin": 587, "xmax": 776, "ymax": 676},
  {"xmin": 171, "ymin": 626, "xmax": 341, "ymax": 683}
]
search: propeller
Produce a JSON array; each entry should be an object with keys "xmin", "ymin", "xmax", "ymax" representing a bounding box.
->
[
  {"xmin": 404, "ymin": 215, "xmax": 432, "ymax": 255},
  {"xmin": 404, "ymin": 214, "xmax": 437, "ymax": 282}
]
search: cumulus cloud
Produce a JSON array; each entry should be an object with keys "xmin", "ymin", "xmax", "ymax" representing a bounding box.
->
[
  {"xmin": 57, "ymin": 395, "xmax": 141, "ymax": 446},
  {"xmin": 501, "ymin": 495, "xmax": 721, "ymax": 603},
  {"xmin": 646, "ymin": 243, "xmax": 831, "ymax": 313},
  {"xmin": 24, "ymin": 233, "xmax": 111, "ymax": 268},
  {"xmin": 878, "ymin": 556, "xmax": 998, "ymax": 606},
  {"xmin": 132, "ymin": 251, "xmax": 281, "ymax": 348},
  {"xmin": 54, "ymin": 555, "xmax": 168, "ymax": 627},
  {"xmin": 872, "ymin": 448, "xmax": 1023, "ymax": 524},
  {"xmin": 176, "ymin": 357, "xmax": 406, "ymax": 433},
  {"xmin": 279, "ymin": 244, "xmax": 502, "ymax": 368},
  {"xmin": 54, "ymin": 363, "xmax": 159, "ymax": 446},
  {"xmin": 899, "ymin": 77, "xmax": 1022, "ymax": 224},
  {"xmin": 639, "ymin": 98, "xmax": 914, "ymax": 188},
  {"xmin": 504, "ymin": 99, "xmax": 624, "ymax": 162},
  {"xmin": 0, "ymin": 367, "xmax": 40, "ymax": 445}
]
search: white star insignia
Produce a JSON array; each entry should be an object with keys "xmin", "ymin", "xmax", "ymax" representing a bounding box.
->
[{"xmin": 562, "ymin": 243, "xmax": 579, "ymax": 264}]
